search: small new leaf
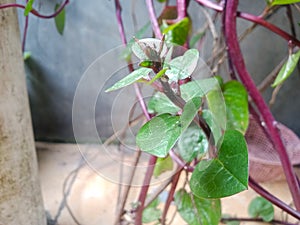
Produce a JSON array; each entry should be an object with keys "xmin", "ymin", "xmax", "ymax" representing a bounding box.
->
[
  {"xmin": 142, "ymin": 198, "xmax": 162, "ymax": 223},
  {"xmin": 24, "ymin": 0, "xmax": 34, "ymax": 16},
  {"xmin": 163, "ymin": 17, "xmax": 190, "ymax": 45},
  {"xmin": 272, "ymin": 50, "xmax": 300, "ymax": 87},
  {"xmin": 248, "ymin": 197, "xmax": 274, "ymax": 222},
  {"xmin": 153, "ymin": 155, "xmax": 173, "ymax": 177},
  {"xmin": 54, "ymin": 4, "xmax": 66, "ymax": 35}
]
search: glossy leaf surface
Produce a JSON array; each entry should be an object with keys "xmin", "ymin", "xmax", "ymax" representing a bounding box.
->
[
  {"xmin": 190, "ymin": 130, "xmax": 248, "ymax": 198},
  {"xmin": 223, "ymin": 81, "xmax": 249, "ymax": 134},
  {"xmin": 105, "ymin": 68, "xmax": 152, "ymax": 92},
  {"xmin": 175, "ymin": 189, "xmax": 221, "ymax": 225}
]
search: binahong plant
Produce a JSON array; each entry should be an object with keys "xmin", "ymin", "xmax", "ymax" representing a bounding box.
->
[{"xmin": 108, "ymin": 0, "xmax": 300, "ymax": 224}]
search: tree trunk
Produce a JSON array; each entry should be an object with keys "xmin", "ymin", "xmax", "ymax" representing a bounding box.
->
[{"xmin": 0, "ymin": 1, "xmax": 46, "ymax": 224}]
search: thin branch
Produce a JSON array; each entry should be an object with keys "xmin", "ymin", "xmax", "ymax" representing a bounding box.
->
[
  {"xmin": 194, "ymin": 0, "xmax": 300, "ymax": 47},
  {"xmin": 145, "ymin": 0, "xmax": 163, "ymax": 39},
  {"xmin": 224, "ymin": 0, "xmax": 300, "ymax": 210},
  {"xmin": 221, "ymin": 216, "xmax": 299, "ymax": 225},
  {"xmin": 22, "ymin": 5, "xmax": 29, "ymax": 52},
  {"xmin": 0, "ymin": 0, "xmax": 69, "ymax": 19},
  {"xmin": 249, "ymin": 177, "xmax": 300, "ymax": 220},
  {"xmin": 161, "ymin": 167, "xmax": 182, "ymax": 224}
]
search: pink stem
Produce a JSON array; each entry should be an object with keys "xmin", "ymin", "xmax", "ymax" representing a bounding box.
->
[
  {"xmin": 0, "ymin": 1, "xmax": 69, "ymax": 19},
  {"xmin": 145, "ymin": 0, "xmax": 163, "ymax": 39},
  {"xmin": 22, "ymin": 8, "xmax": 29, "ymax": 52},
  {"xmin": 177, "ymin": 0, "xmax": 187, "ymax": 20},
  {"xmin": 224, "ymin": 0, "xmax": 300, "ymax": 210}
]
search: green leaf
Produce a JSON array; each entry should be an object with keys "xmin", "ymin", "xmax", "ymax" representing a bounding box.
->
[
  {"xmin": 175, "ymin": 189, "xmax": 221, "ymax": 225},
  {"xmin": 189, "ymin": 31, "xmax": 205, "ymax": 48},
  {"xmin": 190, "ymin": 130, "xmax": 248, "ymax": 198},
  {"xmin": 271, "ymin": 0, "xmax": 300, "ymax": 5},
  {"xmin": 136, "ymin": 114, "xmax": 181, "ymax": 157},
  {"xmin": 180, "ymin": 97, "xmax": 201, "ymax": 130},
  {"xmin": 142, "ymin": 197, "xmax": 162, "ymax": 223},
  {"xmin": 165, "ymin": 49, "xmax": 199, "ymax": 82},
  {"xmin": 23, "ymin": 51, "xmax": 31, "ymax": 61},
  {"xmin": 121, "ymin": 23, "xmax": 151, "ymax": 61},
  {"xmin": 147, "ymin": 92, "xmax": 180, "ymax": 115},
  {"xmin": 223, "ymin": 81, "xmax": 249, "ymax": 134},
  {"xmin": 153, "ymin": 155, "xmax": 173, "ymax": 177},
  {"xmin": 248, "ymin": 197, "xmax": 274, "ymax": 222},
  {"xmin": 24, "ymin": 0, "xmax": 34, "ymax": 16},
  {"xmin": 177, "ymin": 126, "xmax": 208, "ymax": 162},
  {"xmin": 54, "ymin": 4, "xmax": 66, "ymax": 35},
  {"xmin": 163, "ymin": 17, "xmax": 190, "ymax": 45},
  {"xmin": 105, "ymin": 67, "xmax": 152, "ymax": 92},
  {"xmin": 202, "ymin": 109, "xmax": 222, "ymax": 146},
  {"xmin": 272, "ymin": 50, "xmax": 300, "ymax": 87},
  {"xmin": 137, "ymin": 98, "xmax": 201, "ymax": 157}
]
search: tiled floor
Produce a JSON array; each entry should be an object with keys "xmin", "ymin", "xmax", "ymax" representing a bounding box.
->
[{"xmin": 37, "ymin": 142, "xmax": 299, "ymax": 225}]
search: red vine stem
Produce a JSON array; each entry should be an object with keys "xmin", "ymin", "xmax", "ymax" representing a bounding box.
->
[
  {"xmin": 177, "ymin": 0, "xmax": 187, "ymax": 20},
  {"xmin": 22, "ymin": 3, "xmax": 29, "ymax": 52},
  {"xmin": 0, "ymin": 0, "xmax": 69, "ymax": 19},
  {"xmin": 224, "ymin": 0, "xmax": 300, "ymax": 211},
  {"xmin": 249, "ymin": 177, "xmax": 300, "ymax": 220},
  {"xmin": 194, "ymin": 0, "xmax": 300, "ymax": 47},
  {"xmin": 115, "ymin": 1, "xmax": 157, "ymax": 224}
]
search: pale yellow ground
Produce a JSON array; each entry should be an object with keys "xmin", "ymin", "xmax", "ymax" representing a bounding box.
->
[{"xmin": 37, "ymin": 142, "xmax": 299, "ymax": 225}]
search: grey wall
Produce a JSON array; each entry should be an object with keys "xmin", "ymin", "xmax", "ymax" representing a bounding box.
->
[{"xmin": 18, "ymin": 0, "xmax": 300, "ymax": 142}]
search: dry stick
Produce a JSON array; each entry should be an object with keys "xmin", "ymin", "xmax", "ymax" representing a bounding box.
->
[
  {"xmin": 224, "ymin": 0, "xmax": 300, "ymax": 211},
  {"xmin": 194, "ymin": 0, "xmax": 300, "ymax": 47}
]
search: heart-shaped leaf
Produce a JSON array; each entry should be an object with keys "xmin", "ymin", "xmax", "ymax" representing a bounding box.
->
[
  {"xmin": 190, "ymin": 130, "xmax": 248, "ymax": 198},
  {"xmin": 248, "ymin": 197, "xmax": 274, "ymax": 222},
  {"xmin": 105, "ymin": 67, "xmax": 152, "ymax": 92},
  {"xmin": 137, "ymin": 98, "xmax": 201, "ymax": 157},
  {"xmin": 136, "ymin": 114, "xmax": 181, "ymax": 157},
  {"xmin": 165, "ymin": 49, "xmax": 199, "ymax": 82},
  {"xmin": 223, "ymin": 81, "xmax": 249, "ymax": 134},
  {"xmin": 175, "ymin": 189, "xmax": 221, "ymax": 225}
]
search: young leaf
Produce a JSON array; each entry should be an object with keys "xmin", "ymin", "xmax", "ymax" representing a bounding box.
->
[
  {"xmin": 165, "ymin": 49, "xmax": 199, "ymax": 82},
  {"xmin": 105, "ymin": 67, "xmax": 152, "ymax": 92},
  {"xmin": 222, "ymin": 214, "xmax": 240, "ymax": 225},
  {"xmin": 136, "ymin": 114, "xmax": 182, "ymax": 157},
  {"xmin": 147, "ymin": 92, "xmax": 180, "ymax": 115},
  {"xmin": 54, "ymin": 4, "xmax": 66, "ymax": 35},
  {"xmin": 24, "ymin": 0, "xmax": 34, "ymax": 16},
  {"xmin": 248, "ymin": 197, "xmax": 274, "ymax": 222},
  {"xmin": 153, "ymin": 155, "xmax": 173, "ymax": 177},
  {"xmin": 132, "ymin": 38, "xmax": 168, "ymax": 61},
  {"xmin": 190, "ymin": 130, "xmax": 248, "ymax": 198},
  {"xmin": 23, "ymin": 51, "xmax": 31, "ymax": 61},
  {"xmin": 142, "ymin": 197, "xmax": 162, "ymax": 223},
  {"xmin": 189, "ymin": 31, "xmax": 206, "ymax": 48},
  {"xmin": 163, "ymin": 17, "xmax": 190, "ymax": 45},
  {"xmin": 223, "ymin": 81, "xmax": 249, "ymax": 134},
  {"xmin": 121, "ymin": 23, "xmax": 151, "ymax": 61},
  {"xmin": 175, "ymin": 189, "xmax": 221, "ymax": 225},
  {"xmin": 272, "ymin": 49, "xmax": 300, "ymax": 87},
  {"xmin": 180, "ymin": 97, "xmax": 201, "ymax": 130},
  {"xmin": 137, "ymin": 98, "xmax": 201, "ymax": 157},
  {"xmin": 271, "ymin": 0, "xmax": 300, "ymax": 5},
  {"xmin": 177, "ymin": 126, "xmax": 208, "ymax": 162}
]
